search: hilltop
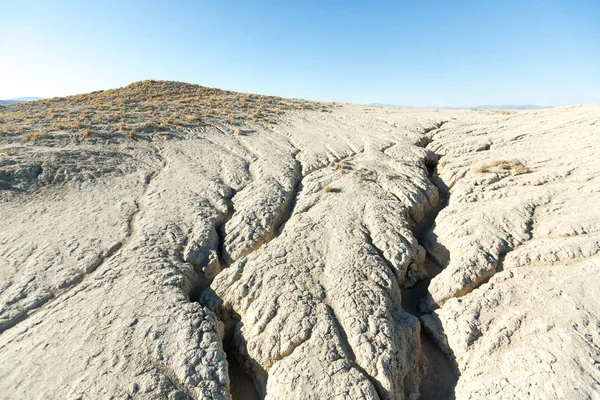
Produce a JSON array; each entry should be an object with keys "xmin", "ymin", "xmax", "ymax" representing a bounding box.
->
[{"xmin": 0, "ymin": 80, "xmax": 327, "ymax": 144}]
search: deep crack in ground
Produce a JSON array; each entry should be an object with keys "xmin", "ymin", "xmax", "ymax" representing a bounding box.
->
[{"xmin": 401, "ymin": 135, "xmax": 459, "ymax": 399}]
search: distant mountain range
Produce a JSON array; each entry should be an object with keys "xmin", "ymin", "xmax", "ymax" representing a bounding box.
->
[
  {"xmin": 0, "ymin": 97, "xmax": 43, "ymax": 106},
  {"xmin": 370, "ymin": 103, "xmax": 549, "ymax": 110},
  {"xmin": 470, "ymin": 105, "xmax": 548, "ymax": 110}
]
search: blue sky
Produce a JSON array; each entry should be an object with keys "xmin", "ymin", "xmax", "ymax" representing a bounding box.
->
[{"xmin": 1, "ymin": 0, "xmax": 599, "ymax": 106}]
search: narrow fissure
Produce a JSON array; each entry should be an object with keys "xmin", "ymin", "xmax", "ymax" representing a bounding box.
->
[
  {"xmin": 217, "ymin": 193, "xmax": 236, "ymax": 269},
  {"xmin": 401, "ymin": 146, "xmax": 459, "ymax": 400},
  {"xmin": 221, "ymin": 310, "xmax": 261, "ymax": 400},
  {"xmin": 188, "ymin": 186, "xmax": 261, "ymax": 399},
  {"xmin": 275, "ymin": 158, "xmax": 303, "ymax": 236}
]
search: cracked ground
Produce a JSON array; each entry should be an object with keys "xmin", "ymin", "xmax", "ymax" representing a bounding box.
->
[{"xmin": 1, "ymin": 83, "xmax": 599, "ymax": 399}]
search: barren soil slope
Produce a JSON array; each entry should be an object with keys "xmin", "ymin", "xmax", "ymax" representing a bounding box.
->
[{"xmin": 0, "ymin": 82, "xmax": 598, "ymax": 399}]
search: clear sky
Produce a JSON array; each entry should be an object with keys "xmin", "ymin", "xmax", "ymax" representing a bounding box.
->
[{"xmin": 1, "ymin": 0, "xmax": 599, "ymax": 107}]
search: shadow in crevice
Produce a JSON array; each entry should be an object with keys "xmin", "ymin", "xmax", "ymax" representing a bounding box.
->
[
  {"xmin": 222, "ymin": 316, "xmax": 261, "ymax": 400},
  {"xmin": 186, "ymin": 185, "xmax": 265, "ymax": 399},
  {"xmin": 196, "ymin": 288, "xmax": 262, "ymax": 400},
  {"xmin": 196, "ymin": 279, "xmax": 267, "ymax": 400},
  {"xmin": 402, "ymin": 155, "xmax": 460, "ymax": 399},
  {"xmin": 403, "ymin": 256, "xmax": 459, "ymax": 400}
]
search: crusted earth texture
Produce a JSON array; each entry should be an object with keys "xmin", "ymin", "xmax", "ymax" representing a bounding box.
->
[{"xmin": 0, "ymin": 83, "xmax": 598, "ymax": 399}]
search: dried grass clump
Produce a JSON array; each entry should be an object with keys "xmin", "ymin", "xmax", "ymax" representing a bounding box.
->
[
  {"xmin": 330, "ymin": 160, "xmax": 353, "ymax": 171},
  {"xmin": 82, "ymin": 129, "xmax": 94, "ymax": 138},
  {"xmin": 512, "ymin": 164, "xmax": 529, "ymax": 175},
  {"xmin": 322, "ymin": 185, "xmax": 340, "ymax": 193},
  {"xmin": 24, "ymin": 131, "xmax": 45, "ymax": 141},
  {"xmin": 142, "ymin": 120, "xmax": 156, "ymax": 131},
  {"xmin": 352, "ymin": 169, "xmax": 366, "ymax": 180},
  {"xmin": 474, "ymin": 160, "xmax": 530, "ymax": 175}
]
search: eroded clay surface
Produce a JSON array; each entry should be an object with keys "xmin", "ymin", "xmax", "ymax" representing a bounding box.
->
[
  {"xmin": 1, "ymin": 92, "xmax": 599, "ymax": 400},
  {"xmin": 421, "ymin": 105, "xmax": 600, "ymax": 399}
]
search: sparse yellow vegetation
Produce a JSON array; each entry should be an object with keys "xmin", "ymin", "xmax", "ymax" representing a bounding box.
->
[
  {"xmin": 128, "ymin": 130, "xmax": 137, "ymax": 139},
  {"xmin": 0, "ymin": 80, "xmax": 328, "ymax": 145},
  {"xmin": 330, "ymin": 160, "xmax": 352, "ymax": 171},
  {"xmin": 24, "ymin": 131, "xmax": 44, "ymax": 141},
  {"xmin": 512, "ymin": 164, "xmax": 529, "ymax": 175},
  {"xmin": 322, "ymin": 185, "xmax": 340, "ymax": 193},
  {"xmin": 143, "ymin": 120, "xmax": 155, "ymax": 130},
  {"xmin": 352, "ymin": 169, "xmax": 366, "ymax": 180},
  {"xmin": 474, "ymin": 160, "xmax": 529, "ymax": 175}
]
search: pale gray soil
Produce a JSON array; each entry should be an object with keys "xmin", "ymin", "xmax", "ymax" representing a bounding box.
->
[{"xmin": 0, "ymin": 98, "xmax": 598, "ymax": 399}]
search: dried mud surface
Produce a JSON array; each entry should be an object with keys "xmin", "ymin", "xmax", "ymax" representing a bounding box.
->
[{"xmin": 1, "ymin": 85, "xmax": 598, "ymax": 399}]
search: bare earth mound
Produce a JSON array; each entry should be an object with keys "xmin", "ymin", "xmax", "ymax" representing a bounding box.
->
[{"xmin": 0, "ymin": 82, "xmax": 598, "ymax": 399}]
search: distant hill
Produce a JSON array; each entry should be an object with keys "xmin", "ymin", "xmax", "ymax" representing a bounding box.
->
[
  {"xmin": 471, "ymin": 105, "xmax": 548, "ymax": 110},
  {"xmin": 370, "ymin": 103, "xmax": 549, "ymax": 110},
  {"xmin": 0, "ymin": 97, "xmax": 43, "ymax": 106}
]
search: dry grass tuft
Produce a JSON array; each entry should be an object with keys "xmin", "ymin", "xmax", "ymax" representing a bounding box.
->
[
  {"xmin": 82, "ymin": 129, "xmax": 94, "ymax": 138},
  {"xmin": 322, "ymin": 185, "xmax": 340, "ymax": 193},
  {"xmin": 24, "ymin": 131, "xmax": 45, "ymax": 141},
  {"xmin": 512, "ymin": 164, "xmax": 529, "ymax": 175},
  {"xmin": 474, "ymin": 160, "xmax": 530, "ymax": 175},
  {"xmin": 330, "ymin": 160, "xmax": 353, "ymax": 171},
  {"xmin": 352, "ymin": 170, "xmax": 366, "ymax": 180}
]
